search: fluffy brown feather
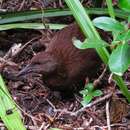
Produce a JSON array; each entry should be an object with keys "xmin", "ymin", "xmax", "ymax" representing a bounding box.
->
[{"xmin": 18, "ymin": 23, "xmax": 101, "ymax": 92}]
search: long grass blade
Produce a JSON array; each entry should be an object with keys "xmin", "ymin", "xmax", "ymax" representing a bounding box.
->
[
  {"xmin": 0, "ymin": 23, "xmax": 66, "ymax": 31},
  {"xmin": 106, "ymin": 0, "xmax": 115, "ymax": 18},
  {"xmin": 0, "ymin": 75, "xmax": 26, "ymax": 130},
  {"xmin": 0, "ymin": 8, "xmax": 128, "ymax": 24}
]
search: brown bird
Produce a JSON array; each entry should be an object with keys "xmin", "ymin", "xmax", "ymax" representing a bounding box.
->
[{"xmin": 18, "ymin": 23, "xmax": 101, "ymax": 93}]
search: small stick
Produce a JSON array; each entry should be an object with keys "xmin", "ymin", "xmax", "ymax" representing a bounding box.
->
[
  {"xmin": 106, "ymin": 101, "xmax": 111, "ymax": 130},
  {"xmin": 0, "ymin": 57, "xmax": 17, "ymax": 67},
  {"xmin": 46, "ymin": 93, "xmax": 112, "ymax": 116},
  {"xmin": 108, "ymin": 73, "xmax": 113, "ymax": 84},
  {"xmin": 93, "ymin": 66, "xmax": 107, "ymax": 87},
  {"xmin": 38, "ymin": 122, "xmax": 46, "ymax": 130},
  {"xmin": 11, "ymin": 36, "xmax": 40, "ymax": 60}
]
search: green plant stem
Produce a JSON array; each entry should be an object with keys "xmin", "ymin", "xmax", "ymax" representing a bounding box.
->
[
  {"xmin": 65, "ymin": 0, "xmax": 130, "ymax": 102},
  {"xmin": 106, "ymin": 0, "xmax": 115, "ymax": 18},
  {"xmin": 113, "ymin": 75, "xmax": 130, "ymax": 99}
]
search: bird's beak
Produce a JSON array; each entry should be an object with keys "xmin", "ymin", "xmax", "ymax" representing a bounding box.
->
[{"xmin": 17, "ymin": 64, "xmax": 32, "ymax": 77}]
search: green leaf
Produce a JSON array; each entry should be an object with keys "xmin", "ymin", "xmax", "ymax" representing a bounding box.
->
[
  {"xmin": 118, "ymin": 0, "xmax": 130, "ymax": 12},
  {"xmin": 73, "ymin": 38, "xmax": 109, "ymax": 49},
  {"xmin": 93, "ymin": 90, "xmax": 103, "ymax": 97},
  {"xmin": 93, "ymin": 16, "xmax": 125, "ymax": 32},
  {"xmin": 109, "ymin": 43, "xmax": 130, "ymax": 75},
  {"xmin": 115, "ymin": 30, "xmax": 130, "ymax": 42},
  {"xmin": 85, "ymin": 83, "xmax": 94, "ymax": 92},
  {"xmin": 81, "ymin": 95, "xmax": 93, "ymax": 106},
  {"xmin": 79, "ymin": 89, "xmax": 88, "ymax": 97}
]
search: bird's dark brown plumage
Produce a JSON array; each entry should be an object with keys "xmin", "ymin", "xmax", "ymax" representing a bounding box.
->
[{"xmin": 18, "ymin": 23, "xmax": 101, "ymax": 92}]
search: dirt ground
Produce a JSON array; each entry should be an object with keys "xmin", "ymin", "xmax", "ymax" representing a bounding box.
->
[{"xmin": 0, "ymin": 0, "xmax": 130, "ymax": 130}]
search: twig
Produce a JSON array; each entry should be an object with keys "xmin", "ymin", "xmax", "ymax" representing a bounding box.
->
[
  {"xmin": 11, "ymin": 100, "xmax": 41, "ymax": 122},
  {"xmin": 0, "ymin": 57, "xmax": 18, "ymax": 67},
  {"xmin": 108, "ymin": 73, "xmax": 113, "ymax": 84},
  {"xmin": 73, "ymin": 128, "xmax": 84, "ymax": 130},
  {"xmin": 103, "ymin": 123, "xmax": 127, "ymax": 128},
  {"xmin": 59, "ymin": 0, "xmax": 64, "ymax": 8},
  {"xmin": 92, "ymin": 123, "xmax": 127, "ymax": 129},
  {"xmin": 106, "ymin": 101, "xmax": 111, "ymax": 130},
  {"xmin": 4, "ymin": 43, "xmax": 22, "ymax": 59},
  {"xmin": 0, "ymin": 44, "xmax": 19, "ymax": 71},
  {"xmin": 18, "ymin": 0, "xmax": 26, "ymax": 11},
  {"xmin": 0, "ymin": 9, "xmax": 6, "ymax": 12},
  {"xmin": 46, "ymin": 99, "xmax": 56, "ymax": 110},
  {"xmin": 38, "ymin": 122, "xmax": 45, "ymax": 130},
  {"xmin": 73, "ymin": 93, "xmax": 112, "ymax": 116},
  {"xmin": 47, "ymin": 93, "xmax": 112, "ymax": 116},
  {"xmin": 93, "ymin": 66, "xmax": 107, "ymax": 86},
  {"xmin": 11, "ymin": 36, "xmax": 40, "ymax": 60},
  {"xmin": 43, "ymin": 124, "xmax": 50, "ymax": 130}
]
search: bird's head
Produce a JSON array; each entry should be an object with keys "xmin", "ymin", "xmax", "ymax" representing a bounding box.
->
[
  {"xmin": 18, "ymin": 52, "xmax": 68, "ymax": 89},
  {"xmin": 18, "ymin": 52, "xmax": 59, "ymax": 77}
]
